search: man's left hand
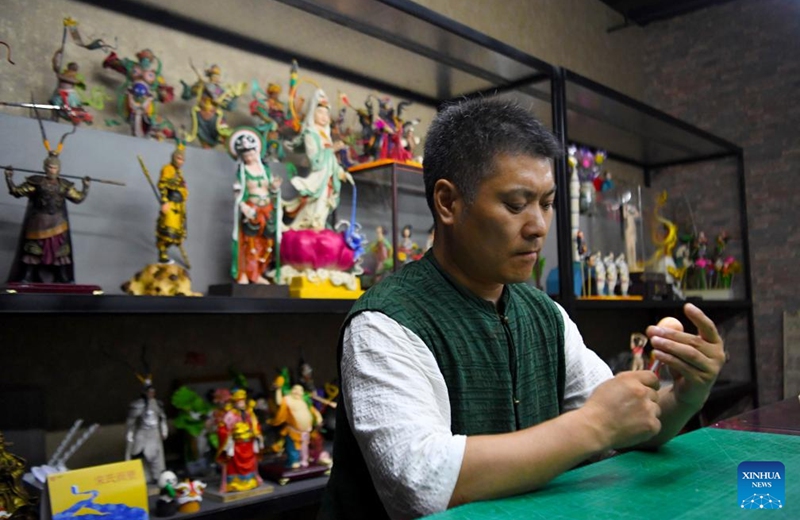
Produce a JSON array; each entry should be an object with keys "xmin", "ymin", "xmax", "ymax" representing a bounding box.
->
[{"xmin": 646, "ymin": 303, "xmax": 726, "ymax": 409}]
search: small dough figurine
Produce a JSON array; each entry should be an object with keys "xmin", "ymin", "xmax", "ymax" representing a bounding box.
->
[{"xmin": 630, "ymin": 332, "xmax": 648, "ymax": 371}]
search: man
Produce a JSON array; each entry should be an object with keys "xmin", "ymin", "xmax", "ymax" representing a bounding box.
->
[{"xmin": 321, "ymin": 98, "xmax": 725, "ymax": 519}]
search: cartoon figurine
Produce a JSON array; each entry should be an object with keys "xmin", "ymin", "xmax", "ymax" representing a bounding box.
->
[
  {"xmin": 4, "ymin": 124, "xmax": 90, "ymax": 284},
  {"xmin": 216, "ymin": 388, "xmax": 264, "ymax": 493},
  {"xmin": 182, "ymin": 64, "xmax": 246, "ymax": 149},
  {"xmin": 228, "ymin": 128, "xmax": 283, "ymax": 285},
  {"xmin": 125, "ymin": 376, "xmax": 168, "ymax": 484},
  {"xmin": 154, "ymin": 470, "xmax": 179, "ymax": 517},
  {"xmin": 102, "ymin": 47, "xmax": 175, "ymax": 138},
  {"xmin": 269, "ymin": 380, "xmax": 331, "ymax": 470},
  {"xmin": 284, "ymin": 88, "xmax": 354, "ymax": 231},
  {"xmin": 175, "ymin": 479, "xmax": 206, "ymax": 513},
  {"xmin": 0, "ymin": 432, "xmax": 36, "ymax": 520},
  {"xmin": 629, "ymin": 332, "xmax": 648, "ymax": 371}
]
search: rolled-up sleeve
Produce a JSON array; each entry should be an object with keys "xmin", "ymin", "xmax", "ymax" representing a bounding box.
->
[{"xmin": 342, "ymin": 312, "xmax": 466, "ymax": 520}]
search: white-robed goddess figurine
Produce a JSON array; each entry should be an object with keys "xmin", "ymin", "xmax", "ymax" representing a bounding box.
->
[{"xmin": 284, "ymin": 88, "xmax": 354, "ymax": 231}]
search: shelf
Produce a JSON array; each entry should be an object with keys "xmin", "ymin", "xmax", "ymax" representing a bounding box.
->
[
  {"xmin": 149, "ymin": 475, "xmax": 328, "ymax": 520},
  {"xmin": 0, "ymin": 294, "xmax": 355, "ymax": 314},
  {"xmin": 574, "ymin": 298, "xmax": 751, "ymax": 312}
]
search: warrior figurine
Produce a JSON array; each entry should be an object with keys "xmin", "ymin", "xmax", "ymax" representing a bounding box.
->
[
  {"xmin": 156, "ymin": 143, "xmax": 189, "ymax": 266},
  {"xmin": 125, "ymin": 377, "xmax": 168, "ymax": 484},
  {"xmin": 5, "ymin": 125, "xmax": 89, "ymax": 284}
]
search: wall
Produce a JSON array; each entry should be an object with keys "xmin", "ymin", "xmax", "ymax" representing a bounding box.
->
[
  {"xmin": 414, "ymin": 0, "xmax": 647, "ymax": 99},
  {"xmin": 0, "ymin": 0, "xmax": 434, "ymax": 142},
  {"xmin": 641, "ymin": 0, "xmax": 800, "ymax": 405}
]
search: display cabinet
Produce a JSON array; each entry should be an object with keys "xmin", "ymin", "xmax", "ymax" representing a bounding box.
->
[{"xmin": 1, "ymin": 0, "xmax": 757, "ymax": 517}]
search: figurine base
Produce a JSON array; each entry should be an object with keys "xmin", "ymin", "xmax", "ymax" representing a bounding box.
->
[
  {"xmin": 260, "ymin": 462, "xmax": 331, "ymax": 486},
  {"xmin": 202, "ymin": 480, "xmax": 275, "ymax": 503},
  {"xmin": 684, "ymin": 288, "xmax": 734, "ymax": 300},
  {"xmin": 207, "ymin": 283, "xmax": 290, "ymax": 298},
  {"xmin": 1, "ymin": 282, "xmax": 103, "ymax": 295},
  {"xmin": 289, "ymin": 277, "xmax": 364, "ymax": 299}
]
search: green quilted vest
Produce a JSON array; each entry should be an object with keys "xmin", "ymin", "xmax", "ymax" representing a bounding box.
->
[{"xmin": 320, "ymin": 251, "xmax": 566, "ymax": 519}]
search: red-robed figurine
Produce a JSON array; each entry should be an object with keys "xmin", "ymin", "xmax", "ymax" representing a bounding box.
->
[{"xmin": 216, "ymin": 388, "xmax": 264, "ymax": 493}]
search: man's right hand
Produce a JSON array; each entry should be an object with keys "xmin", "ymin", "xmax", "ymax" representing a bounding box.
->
[
  {"xmin": 4, "ymin": 168, "xmax": 13, "ymax": 178},
  {"xmin": 581, "ymin": 370, "xmax": 662, "ymax": 451}
]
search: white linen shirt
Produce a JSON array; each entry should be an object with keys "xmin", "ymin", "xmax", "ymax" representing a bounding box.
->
[{"xmin": 341, "ymin": 301, "xmax": 613, "ymax": 520}]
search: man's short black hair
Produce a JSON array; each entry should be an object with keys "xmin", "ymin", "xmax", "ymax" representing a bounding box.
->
[{"xmin": 423, "ymin": 97, "xmax": 562, "ymax": 218}]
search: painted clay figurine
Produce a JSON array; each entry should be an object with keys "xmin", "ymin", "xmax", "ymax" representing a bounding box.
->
[
  {"xmin": 592, "ymin": 252, "xmax": 606, "ymax": 296},
  {"xmin": 182, "ymin": 64, "xmax": 246, "ymax": 149},
  {"xmin": 4, "ymin": 125, "xmax": 89, "ymax": 284},
  {"xmin": 103, "ymin": 48, "xmax": 175, "ymax": 139},
  {"xmin": 604, "ymin": 252, "xmax": 618, "ymax": 296},
  {"xmin": 229, "ymin": 127, "xmax": 283, "ymax": 285},
  {"xmin": 125, "ymin": 376, "xmax": 168, "ymax": 484},
  {"xmin": 269, "ymin": 381, "xmax": 331, "ymax": 469},
  {"xmin": 616, "ymin": 253, "xmax": 630, "ymax": 296},
  {"xmin": 284, "ymin": 88, "xmax": 354, "ymax": 231},
  {"xmin": 216, "ymin": 388, "xmax": 264, "ymax": 493},
  {"xmin": 374, "ymin": 97, "xmax": 413, "ymax": 162}
]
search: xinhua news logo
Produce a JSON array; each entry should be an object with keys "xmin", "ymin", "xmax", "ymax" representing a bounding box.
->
[{"xmin": 738, "ymin": 461, "xmax": 785, "ymax": 509}]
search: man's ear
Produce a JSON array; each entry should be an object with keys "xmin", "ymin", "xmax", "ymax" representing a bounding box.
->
[{"xmin": 433, "ymin": 179, "xmax": 461, "ymax": 226}]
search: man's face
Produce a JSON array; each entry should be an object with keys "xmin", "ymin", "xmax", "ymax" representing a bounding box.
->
[
  {"xmin": 448, "ymin": 153, "xmax": 555, "ymax": 288},
  {"xmin": 173, "ymin": 154, "xmax": 185, "ymax": 168}
]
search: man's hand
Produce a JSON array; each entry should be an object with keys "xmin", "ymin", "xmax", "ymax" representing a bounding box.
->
[
  {"xmin": 647, "ymin": 303, "xmax": 725, "ymax": 409},
  {"xmin": 4, "ymin": 168, "xmax": 13, "ymax": 178},
  {"xmin": 581, "ymin": 370, "xmax": 662, "ymax": 451}
]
